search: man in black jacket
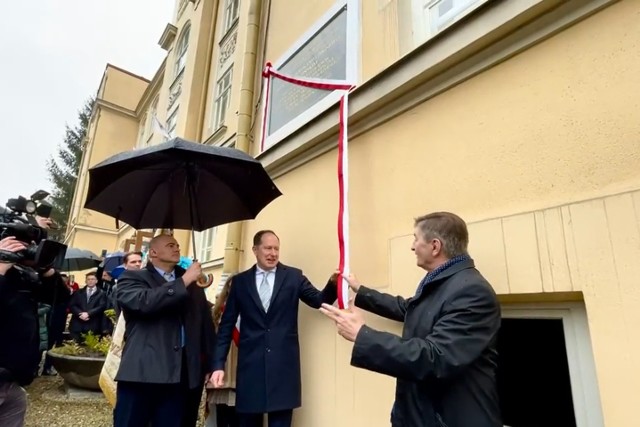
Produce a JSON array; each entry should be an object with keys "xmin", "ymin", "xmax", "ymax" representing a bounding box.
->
[
  {"xmin": 321, "ymin": 212, "xmax": 502, "ymax": 427},
  {"xmin": 68, "ymin": 272, "xmax": 108, "ymax": 342},
  {"xmin": 0, "ymin": 236, "xmax": 67, "ymax": 426},
  {"xmin": 114, "ymin": 234, "xmax": 216, "ymax": 427}
]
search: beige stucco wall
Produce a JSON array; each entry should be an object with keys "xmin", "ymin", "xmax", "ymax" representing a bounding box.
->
[
  {"xmin": 77, "ymin": 109, "xmax": 140, "ymax": 231},
  {"xmin": 263, "ymin": 0, "xmax": 336, "ymax": 65},
  {"xmin": 65, "ymin": 227, "xmax": 117, "ymax": 270},
  {"xmin": 100, "ymin": 66, "xmax": 149, "ymax": 110},
  {"xmin": 67, "ymin": 66, "xmax": 147, "ymax": 252},
  {"xmin": 233, "ymin": 1, "xmax": 640, "ymax": 426}
]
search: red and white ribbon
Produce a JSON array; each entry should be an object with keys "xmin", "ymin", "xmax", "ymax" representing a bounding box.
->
[
  {"xmin": 261, "ymin": 62, "xmax": 355, "ymax": 309},
  {"xmin": 232, "ymin": 315, "xmax": 240, "ymax": 346}
]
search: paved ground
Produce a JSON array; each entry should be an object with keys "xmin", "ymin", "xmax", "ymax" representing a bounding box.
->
[
  {"xmin": 23, "ymin": 375, "xmax": 209, "ymax": 426},
  {"xmin": 24, "ymin": 376, "xmax": 112, "ymax": 427}
]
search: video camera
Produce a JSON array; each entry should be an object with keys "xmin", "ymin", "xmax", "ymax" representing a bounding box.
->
[{"xmin": 0, "ymin": 190, "xmax": 67, "ymax": 270}]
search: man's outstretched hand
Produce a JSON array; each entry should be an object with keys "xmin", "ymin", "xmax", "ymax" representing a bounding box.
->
[{"xmin": 319, "ymin": 303, "xmax": 365, "ymax": 342}]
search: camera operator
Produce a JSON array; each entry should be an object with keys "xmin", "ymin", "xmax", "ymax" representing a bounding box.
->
[{"xmin": 0, "ymin": 215, "xmax": 67, "ymax": 427}]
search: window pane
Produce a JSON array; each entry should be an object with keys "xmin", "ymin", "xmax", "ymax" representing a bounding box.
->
[
  {"xmin": 213, "ymin": 67, "xmax": 233, "ymax": 129},
  {"xmin": 175, "ymin": 27, "xmax": 190, "ymax": 75},
  {"xmin": 224, "ymin": 0, "xmax": 239, "ymax": 32}
]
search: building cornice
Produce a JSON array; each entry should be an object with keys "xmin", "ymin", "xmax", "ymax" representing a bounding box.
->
[
  {"xmin": 259, "ymin": 0, "xmax": 619, "ymax": 179},
  {"xmin": 95, "ymin": 99, "xmax": 137, "ymax": 118},
  {"xmin": 135, "ymin": 59, "xmax": 167, "ymax": 116},
  {"xmin": 159, "ymin": 23, "xmax": 178, "ymax": 51},
  {"xmin": 105, "ymin": 63, "xmax": 150, "ymax": 83}
]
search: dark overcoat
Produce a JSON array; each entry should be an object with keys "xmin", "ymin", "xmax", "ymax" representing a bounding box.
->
[
  {"xmin": 213, "ymin": 263, "xmax": 336, "ymax": 413},
  {"xmin": 351, "ymin": 259, "xmax": 502, "ymax": 427},
  {"xmin": 115, "ymin": 263, "xmax": 216, "ymax": 389},
  {"xmin": 69, "ymin": 286, "xmax": 107, "ymax": 335}
]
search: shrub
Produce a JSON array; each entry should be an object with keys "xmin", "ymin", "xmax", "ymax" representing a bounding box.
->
[{"xmin": 49, "ymin": 331, "xmax": 111, "ymax": 357}]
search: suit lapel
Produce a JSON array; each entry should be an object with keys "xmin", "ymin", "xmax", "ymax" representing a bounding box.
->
[
  {"xmin": 270, "ymin": 264, "xmax": 287, "ymax": 308},
  {"xmin": 247, "ymin": 265, "xmax": 266, "ymax": 314},
  {"xmin": 146, "ymin": 262, "xmax": 171, "ymax": 288}
]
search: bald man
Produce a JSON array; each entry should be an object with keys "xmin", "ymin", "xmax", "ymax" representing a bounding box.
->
[{"xmin": 114, "ymin": 234, "xmax": 217, "ymax": 427}]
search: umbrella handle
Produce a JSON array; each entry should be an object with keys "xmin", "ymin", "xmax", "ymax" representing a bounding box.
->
[{"xmin": 196, "ymin": 273, "xmax": 214, "ymax": 288}]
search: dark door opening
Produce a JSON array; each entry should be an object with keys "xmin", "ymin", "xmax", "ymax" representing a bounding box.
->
[{"xmin": 497, "ymin": 318, "xmax": 577, "ymax": 427}]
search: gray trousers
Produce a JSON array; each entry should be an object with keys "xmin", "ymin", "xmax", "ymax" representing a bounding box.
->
[{"xmin": 0, "ymin": 381, "xmax": 27, "ymax": 427}]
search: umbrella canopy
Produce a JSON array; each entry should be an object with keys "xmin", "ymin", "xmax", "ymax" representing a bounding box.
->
[
  {"xmin": 61, "ymin": 248, "xmax": 102, "ymax": 272},
  {"xmin": 84, "ymin": 138, "xmax": 282, "ymax": 231},
  {"xmin": 111, "ymin": 264, "xmax": 125, "ymax": 280},
  {"xmin": 102, "ymin": 251, "xmax": 126, "ymax": 273}
]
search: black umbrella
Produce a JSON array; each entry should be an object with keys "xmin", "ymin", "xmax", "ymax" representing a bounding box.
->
[
  {"xmin": 62, "ymin": 248, "xmax": 102, "ymax": 272},
  {"xmin": 84, "ymin": 138, "xmax": 281, "ymax": 231}
]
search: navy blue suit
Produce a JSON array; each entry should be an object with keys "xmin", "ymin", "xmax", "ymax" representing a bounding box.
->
[{"xmin": 213, "ymin": 263, "xmax": 336, "ymax": 426}]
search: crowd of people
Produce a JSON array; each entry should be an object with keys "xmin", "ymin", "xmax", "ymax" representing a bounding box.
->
[{"xmin": 1, "ymin": 211, "xmax": 502, "ymax": 427}]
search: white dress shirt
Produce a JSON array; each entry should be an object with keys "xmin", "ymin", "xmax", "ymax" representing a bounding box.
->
[{"xmin": 154, "ymin": 266, "xmax": 176, "ymax": 281}]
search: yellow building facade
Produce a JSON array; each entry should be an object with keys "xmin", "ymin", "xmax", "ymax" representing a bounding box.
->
[{"xmin": 67, "ymin": 0, "xmax": 640, "ymax": 425}]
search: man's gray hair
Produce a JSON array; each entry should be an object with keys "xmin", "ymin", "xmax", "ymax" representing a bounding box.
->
[{"xmin": 414, "ymin": 212, "xmax": 469, "ymax": 258}]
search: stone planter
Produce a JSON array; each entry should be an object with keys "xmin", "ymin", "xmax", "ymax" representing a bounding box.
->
[{"xmin": 47, "ymin": 351, "xmax": 106, "ymax": 391}]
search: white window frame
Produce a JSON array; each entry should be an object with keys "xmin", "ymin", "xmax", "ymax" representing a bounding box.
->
[
  {"xmin": 261, "ymin": 0, "xmax": 359, "ymax": 151},
  {"xmin": 167, "ymin": 108, "xmax": 179, "ymax": 139},
  {"xmin": 411, "ymin": 0, "xmax": 487, "ymax": 46},
  {"xmin": 223, "ymin": 0, "xmax": 240, "ymax": 34},
  {"xmin": 213, "ymin": 66, "xmax": 234, "ymax": 130},
  {"xmin": 501, "ymin": 303, "xmax": 605, "ymax": 427},
  {"xmin": 196, "ymin": 227, "xmax": 217, "ymax": 262},
  {"xmin": 174, "ymin": 25, "xmax": 191, "ymax": 77}
]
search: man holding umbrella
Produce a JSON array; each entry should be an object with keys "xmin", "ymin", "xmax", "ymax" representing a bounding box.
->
[
  {"xmin": 114, "ymin": 234, "xmax": 216, "ymax": 427},
  {"xmin": 82, "ymin": 138, "xmax": 283, "ymax": 426}
]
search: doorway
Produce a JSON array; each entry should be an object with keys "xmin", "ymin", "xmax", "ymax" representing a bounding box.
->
[
  {"xmin": 498, "ymin": 304, "xmax": 604, "ymax": 427},
  {"xmin": 497, "ymin": 318, "xmax": 575, "ymax": 426}
]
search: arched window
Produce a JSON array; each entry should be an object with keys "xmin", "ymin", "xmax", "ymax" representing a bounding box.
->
[{"xmin": 174, "ymin": 24, "xmax": 191, "ymax": 76}]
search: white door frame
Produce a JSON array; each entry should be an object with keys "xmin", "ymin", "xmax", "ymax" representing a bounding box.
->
[{"xmin": 501, "ymin": 303, "xmax": 604, "ymax": 427}]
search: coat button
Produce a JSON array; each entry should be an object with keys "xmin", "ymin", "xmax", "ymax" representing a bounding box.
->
[
  {"xmin": 266, "ymin": 348, "xmax": 271, "ymax": 352},
  {"xmin": 168, "ymin": 288, "xmax": 175, "ymax": 295},
  {"xmin": 174, "ymin": 345, "xmax": 179, "ymax": 351}
]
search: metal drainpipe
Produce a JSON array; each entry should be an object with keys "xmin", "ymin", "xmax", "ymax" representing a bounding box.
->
[
  {"xmin": 222, "ymin": 0, "xmax": 265, "ymax": 277},
  {"xmin": 180, "ymin": 0, "xmax": 220, "ymax": 257}
]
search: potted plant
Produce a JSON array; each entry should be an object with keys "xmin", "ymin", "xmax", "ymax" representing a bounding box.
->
[{"xmin": 48, "ymin": 310, "xmax": 116, "ymax": 391}]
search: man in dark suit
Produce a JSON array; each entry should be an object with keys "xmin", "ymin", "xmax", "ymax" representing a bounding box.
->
[
  {"xmin": 69, "ymin": 272, "xmax": 107, "ymax": 342},
  {"xmin": 114, "ymin": 234, "xmax": 216, "ymax": 427},
  {"xmin": 210, "ymin": 230, "xmax": 336, "ymax": 427},
  {"xmin": 320, "ymin": 212, "xmax": 502, "ymax": 427}
]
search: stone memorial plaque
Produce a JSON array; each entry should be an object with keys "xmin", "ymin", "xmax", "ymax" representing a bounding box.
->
[{"xmin": 267, "ymin": 7, "xmax": 348, "ymax": 137}]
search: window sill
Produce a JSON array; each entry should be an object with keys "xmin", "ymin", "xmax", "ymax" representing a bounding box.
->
[
  {"xmin": 220, "ymin": 19, "xmax": 239, "ymax": 44},
  {"xmin": 170, "ymin": 69, "xmax": 185, "ymax": 91},
  {"xmin": 204, "ymin": 124, "xmax": 228, "ymax": 145},
  {"xmin": 202, "ymin": 257, "xmax": 224, "ymax": 270}
]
